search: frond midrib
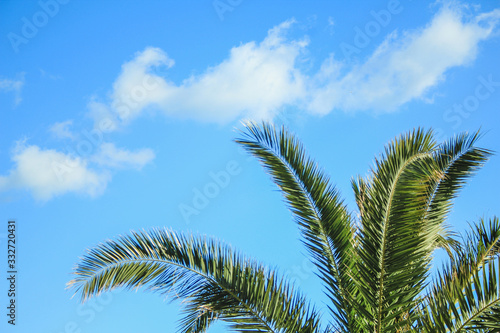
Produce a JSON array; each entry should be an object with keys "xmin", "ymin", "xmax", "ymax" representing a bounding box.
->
[
  {"xmin": 376, "ymin": 151, "xmax": 432, "ymax": 332},
  {"xmin": 454, "ymin": 294, "xmax": 500, "ymax": 332},
  {"xmin": 451, "ymin": 227, "xmax": 500, "ymax": 332},
  {"xmin": 473, "ymin": 228, "xmax": 500, "ymax": 276}
]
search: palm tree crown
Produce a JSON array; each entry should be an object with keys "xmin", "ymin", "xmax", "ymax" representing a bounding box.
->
[{"xmin": 68, "ymin": 122, "xmax": 499, "ymax": 332}]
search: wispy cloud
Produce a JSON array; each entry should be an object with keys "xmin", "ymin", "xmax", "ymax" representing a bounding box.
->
[
  {"xmin": 39, "ymin": 69, "xmax": 62, "ymax": 80},
  {"xmin": 0, "ymin": 73, "xmax": 25, "ymax": 106},
  {"xmin": 2, "ymin": 100, "xmax": 154, "ymax": 201},
  {"xmin": 91, "ymin": 143, "xmax": 155, "ymax": 170},
  {"xmin": 88, "ymin": 3, "xmax": 500, "ymax": 128},
  {"xmin": 49, "ymin": 120, "xmax": 75, "ymax": 139}
]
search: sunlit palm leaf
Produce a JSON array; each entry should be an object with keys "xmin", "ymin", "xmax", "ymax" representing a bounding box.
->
[
  {"xmin": 236, "ymin": 122, "xmax": 359, "ymax": 331},
  {"xmin": 349, "ymin": 128, "xmax": 492, "ymax": 332},
  {"xmin": 68, "ymin": 228, "xmax": 322, "ymax": 333},
  {"xmin": 424, "ymin": 131, "xmax": 492, "ymax": 256},
  {"xmin": 353, "ymin": 129, "xmax": 441, "ymax": 331},
  {"xmin": 421, "ymin": 217, "xmax": 500, "ymax": 332}
]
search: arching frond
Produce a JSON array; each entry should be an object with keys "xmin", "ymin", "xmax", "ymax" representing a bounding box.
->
[
  {"xmin": 420, "ymin": 217, "xmax": 500, "ymax": 332},
  {"xmin": 352, "ymin": 129, "xmax": 491, "ymax": 332},
  {"xmin": 353, "ymin": 129, "xmax": 440, "ymax": 331},
  {"xmin": 236, "ymin": 122, "xmax": 359, "ymax": 332},
  {"xmin": 68, "ymin": 229, "xmax": 322, "ymax": 333},
  {"xmin": 424, "ymin": 131, "xmax": 492, "ymax": 256}
]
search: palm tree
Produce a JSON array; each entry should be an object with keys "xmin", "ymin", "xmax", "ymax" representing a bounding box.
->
[{"xmin": 68, "ymin": 122, "xmax": 500, "ymax": 332}]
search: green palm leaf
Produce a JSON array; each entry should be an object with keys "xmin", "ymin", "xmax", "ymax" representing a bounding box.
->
[
  {"xmin": 352, "ymin": 129, "xmax": 491, "ymax": 332},
  {"xmin": 68, "ymin": 228, "xmax": 322, "ymax": 333},
  {"xmin": 424, "ymin": 131, "xmax": 491, "ymax": 256},
  {"xmin": 353, "ymin": 129, "xmax": 440, "ymax": 331},
  {"xmin": 421, "ymin": 217, "xmax": 500, "ymax": 332},
  {"xmin": 236, "ymin": 122, "xmax": 359, "ymax": 332}
]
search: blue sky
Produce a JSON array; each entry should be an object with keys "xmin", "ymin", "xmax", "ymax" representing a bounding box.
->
[{"xmin": 1, "ymin": 0, "xmax": 500, "ymax": 332}]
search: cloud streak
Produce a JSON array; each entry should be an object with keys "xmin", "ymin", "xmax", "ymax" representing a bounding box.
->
[
  {"xmin": 49, "ymin": 120, "xmax": 75, "ymax": 139},
  {"xmin": 0, "ymin": 74, "xmax": 25, "ymax": 106},
  {"xmin": 91, "ymin": 143, "xmax": 155, "ymax": 170}
]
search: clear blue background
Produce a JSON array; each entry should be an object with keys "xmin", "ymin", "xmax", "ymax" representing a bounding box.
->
[{"xmin": 1, "ymin": 1, "xmax": 499, "ymax": 332}]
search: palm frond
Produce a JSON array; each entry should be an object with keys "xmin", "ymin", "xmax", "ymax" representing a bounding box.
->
[
  {"xmin": 68, "ymin": 228, "xmax": 322, "ymax": 333},
  {"xmin": 236, "ymin": 122, "xmax": 359, "ymax": 332},
  {"xmin": 421, "ymin": 217, "xmax": 500, "ymax": 332},
  {"xmin": 423, "ymin": 131, "xmax": 492, "ymax": 256},
  {"xmin": 354, "ymin": 128, "xmax": 447, "ymax": 331}
]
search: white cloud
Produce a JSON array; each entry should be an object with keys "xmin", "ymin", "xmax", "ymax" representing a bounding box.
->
[
  {"xmin": 49, "ymin": 120, "xmax": 75, "ymax": 139},
  {"xmin": 92, "ymin": 143, "xmax": 155, "ymax": 170},
  {"xmin": 109, "ymin": 47, "xmax": 175, "ymax": 125},
  {"xmin": 0, "ymin": 141, "xmax": 155, "ymax": 201},
  {"xmin": 162, "ymin": 20, "xmax": 307, "ymax": 122},
  {"xmin": 0, "ymin": 143, "xmax": 110, "ymax": 201},
  {"xmin": 306, "ymin": 5, "xmax": 500, "ymax": 114},
  {"xmin": 90, "ymin": 19, "xmax": 308, "ymax": 128},
  {"xmin": 0, "ymin": 74, "xmax": 25, "ymax": 106},
  {"xmin": 87, "ymin": 3, "xmax": 499, "ymax": 126}
]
